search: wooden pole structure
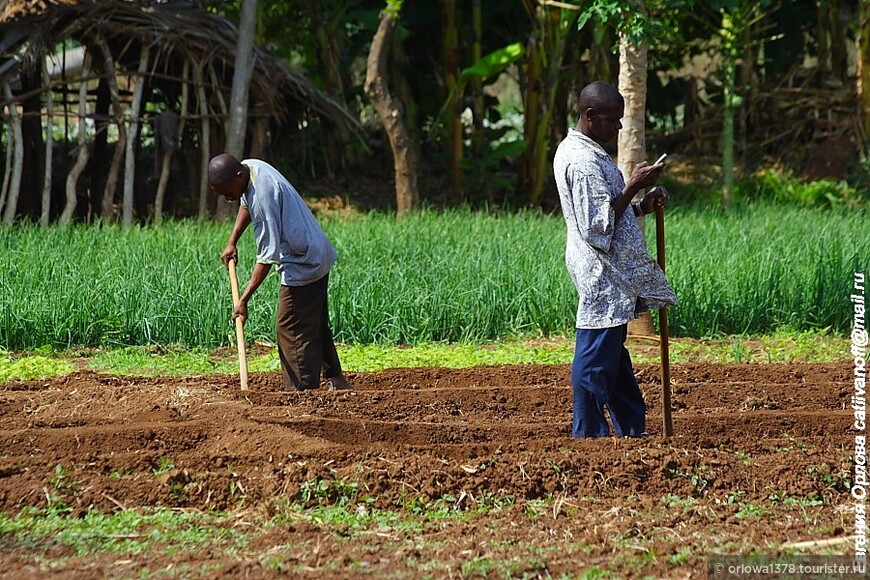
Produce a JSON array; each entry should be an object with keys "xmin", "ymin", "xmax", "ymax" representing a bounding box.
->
[
  {"xmin": 655, "ymin": 206, "xmax": 673, "ymax": 437},
  {"xmin": 228, "ymin": 258, "xmax": 249, "ymax": 391}
]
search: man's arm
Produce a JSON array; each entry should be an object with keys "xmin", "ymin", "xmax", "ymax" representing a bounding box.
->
[
  {"xmin": 221, "ymin": 205, "xmax": 252, "ymax": 266},
  {"xmin": 613, "ymin": 161, "xmax": 663, "ymax": 222},
  {"xmin": 232, "ymin": 262, "xmax": 271, "ymax": 323}
]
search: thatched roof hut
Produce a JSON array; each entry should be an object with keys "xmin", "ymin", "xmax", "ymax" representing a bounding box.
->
[{"xmin": 0, "ymin": 0, "xmax": 361, "ymax": 224}]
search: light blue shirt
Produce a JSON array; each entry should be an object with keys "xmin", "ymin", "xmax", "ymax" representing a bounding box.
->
[
  {"xmin": 553, "ymin": 129, "xmax": 677, "ymax": 329},
  {"xmin": 240, "ymin": 159, "xmax": 337, "ymax": 286}
]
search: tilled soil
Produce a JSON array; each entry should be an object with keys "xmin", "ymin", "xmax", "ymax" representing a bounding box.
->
[{"xmin": 0, "ymin": 362, "xmax": 859, "ymax": 578}]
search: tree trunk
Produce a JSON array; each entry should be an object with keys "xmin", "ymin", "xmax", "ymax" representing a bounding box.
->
[
  {"xmin": 208, "ymin": 65, "xmax": 229, "ymax": 119},
  {"xmin": 88, "ymin": 75, "xmax": 110, "ymax": 223},
  {"xmin": 314, "ymin": 8, "xmax": 345, "ymax": 99},
  {"xmin": 196, "ymin": 65, "xmax": 212, "ymax": 218},
  {"xmin": 617, "ymin": 13, "xmax": 648, "ymax": 183},
  {"xmin": 588, "ymin": 22, "xmax": 616, "ymax": 83},
  {"xmin": 522, "ymin": 5, "xmax": 575, "ymax": 206},
  {"xmin": 364, "ymin": 7, "xmax": 419, "ymax": 216},
  {"xmin": 216, "ymin": 0, "xmax": 257, "ymax": 222},
  {"xmin": 19, "ymin": 70, "xmax": 44, "ymax": 220},
  {"xmin": 817, "ymin": 1, "xmax": 830, "ymax": 79},
  {"xmin": 720, "ymin": 9, "xmax": 737, "ymax": 206},
  {"xmin": 153, "ymin": 153, "xmax": 172, "ymax": 223},
  {"xmin": 249, "ymin": 116, "xmax": 268, "ymax": 158},
  {"xmin": 311, "ymin": 4, "xmax": 347, "ymax": 174},
  {"xmin": 819, "ymin": 0, "xmax": 848, "ymax": 83},
  {"xmin": 722, "ymin": 76, "xmax": 735, "ymax": 204},
  {"xmin": 41, "ymin": 61, "xmax": 54, "ymax": 226},
  {"xmin": 0, "ymin": 117, "xmax": 11, "ymax": 213},
  {"xmin": 1, "ymin": 82, "xmax": 23, "ymax": 226},
  {"xmin": 470, "ymin": 0, "xmax": 484, "ymax": 160},
  {"xmin": 617, "ymin": 10, "xmax": 656, "ymax": 337},
  {"xmin": 442, "ymin": 0, "xmax": 463, "ymax": 201},
  {"xmin": 554, "ymin": 25, "xmax": 583, "ymax": 147},
  {"xmin": 60, "ymin": 53, "xmax": 92, "ymax": 225},
  {"xmin": 738, "ymin": 12, "xmax": 757, "ymax": 166},
  {"xmin": 520, "ymin": 29, "xmax": 541, "ymax": 204},
  {"xmin": 154, "ymin": 62, "xmax": 189, "ymax": 225},
  {"xmin": 123, "ymin": 46, "xmax": 150, "ymax": 229},
  {"xmin": 226, "ymin": 0, "xmax": 256, "ymax": 157},
  {"xmin": 98, "ymin": 38, "xmax": 127, "ymax": 222}
]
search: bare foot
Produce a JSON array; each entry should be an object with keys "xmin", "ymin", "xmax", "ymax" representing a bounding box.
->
[{"xmin": 329, "ymin": 375, "xmax": 352, "ymax": 391}]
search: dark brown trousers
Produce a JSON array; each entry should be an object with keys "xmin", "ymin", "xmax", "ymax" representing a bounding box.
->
[{"xmin": 276, "ymin": 274, "xmax": 342, "ymax": 390}]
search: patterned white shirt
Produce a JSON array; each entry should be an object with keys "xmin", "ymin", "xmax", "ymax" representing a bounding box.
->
[{"xmin": 553, "ymin": 129, "xmax": 677, "ymax": 329}]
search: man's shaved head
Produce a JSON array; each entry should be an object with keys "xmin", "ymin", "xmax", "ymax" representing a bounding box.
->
[
  {"xmin": 578, "ymin": 81, "xmax": 623, "ymax": 112},
  {"xmin": 208, "ymin": 153, "xmax": 249, "ymax": 201},
  {"xmin": 208, "ymin": 153, "xmax": 244, "ymax": 188},
  {"xmin": 576, "ymin": 81, "xmax": 625, "ymax": 145}
]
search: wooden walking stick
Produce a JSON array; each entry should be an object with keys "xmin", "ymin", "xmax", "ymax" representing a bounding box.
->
[
  {"xmin": 655, "ymin": 206, "xmax": 673, "ymax": 436},
  {"xmin": 227, "ymin": 258, "xmax": 249, "ymax": 391}
]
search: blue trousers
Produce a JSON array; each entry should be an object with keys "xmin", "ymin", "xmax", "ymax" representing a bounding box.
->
[{"xmin": 572, "ymin": 324, "xmax": 646, "ymax": 438}]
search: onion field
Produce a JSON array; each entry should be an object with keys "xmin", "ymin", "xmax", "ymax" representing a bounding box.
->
[{"xmin": 0, "ymin": 203, "xmax": 865, "ymax": 351}]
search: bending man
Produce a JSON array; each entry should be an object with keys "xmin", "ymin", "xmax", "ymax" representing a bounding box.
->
[{"xmin": 209, "ymin": 153, "xmax": 352, "ymax": 392}]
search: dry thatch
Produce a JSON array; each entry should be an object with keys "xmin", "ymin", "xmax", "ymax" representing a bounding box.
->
[
  {"xmin": 0, "ymin": 0, "xmax": 364, "ymax": 224},
  {"xmin": 0, "ymin": 0, "xmax": 360, "ymax": 131}
]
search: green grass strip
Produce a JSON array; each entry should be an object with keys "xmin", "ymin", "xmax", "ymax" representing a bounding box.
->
[
  {"xmin": 0, "ymin": 329, "xmax": 851, "ymax": 381},
  {"xmin": 0, "ymin": 507, "xmax": 243, "ymax": 557}
]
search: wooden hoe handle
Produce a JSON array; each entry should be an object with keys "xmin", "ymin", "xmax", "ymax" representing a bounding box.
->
[
  {"xmin": 228, "ymin": 258, "xmax": 249, "ymax": 391},
  {"xmin": 655, "ymin": 207, "xmax": 673, "ymax": 437}
]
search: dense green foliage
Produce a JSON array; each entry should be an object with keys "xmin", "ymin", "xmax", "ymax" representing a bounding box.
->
[
  {"xmin": 212, "ymin": 0, "xmax": 867, "ymax": 207},
  {"xmin": 0, "ymin": 202, "xmax": 865, "ymax": 351}
]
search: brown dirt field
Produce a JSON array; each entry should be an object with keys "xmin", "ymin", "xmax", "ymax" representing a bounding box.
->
[{"xmin": 0, "ymin": 362, "xmax": 860, "ymax": 578}]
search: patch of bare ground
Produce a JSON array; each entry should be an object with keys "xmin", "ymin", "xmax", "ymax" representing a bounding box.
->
[{"xmin": 0, "ymin": 362, "xmax": 856, "ymax": 577}]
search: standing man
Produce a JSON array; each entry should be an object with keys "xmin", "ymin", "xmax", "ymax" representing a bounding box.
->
[
  {"xmin": 209, "ymin": 153, "xmax": 352, "ymax": 392},
  {"xmin": 553, "ymin": 81, "xmax": 676, "ymax": 438}
]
